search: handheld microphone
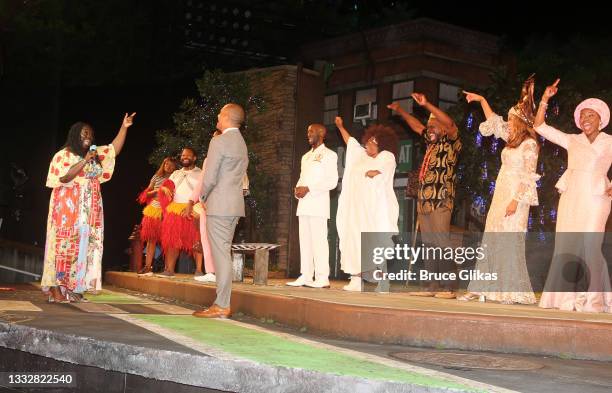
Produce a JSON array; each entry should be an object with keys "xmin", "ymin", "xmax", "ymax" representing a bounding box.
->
[{"xmin": 88, "ymin": 145, "xmax": 98, "ymax": 163}]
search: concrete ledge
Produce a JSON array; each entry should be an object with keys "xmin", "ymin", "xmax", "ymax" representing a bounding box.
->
[
  {"xmin": 0, "ymin": 322, "xmax": 469, "ymax": 393},
  {"xmin": 106, "ymin": 271, "xmax": 612, "ymax": 362}
]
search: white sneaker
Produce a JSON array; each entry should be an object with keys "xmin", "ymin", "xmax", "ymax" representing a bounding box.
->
[
  {"xmin": 195, "ymin": 273, "xmax": 216, "ymax": 283},
  {"xmin": 343, "ymin": 276, "xmax": 362, "ymax": 292},
  {"xmin": 305, "ymin": 279, "xmax": 330, "ymax": 288},
  {"xmin": 286, "ymin": 275, "xmax": 313, "ymax": 287}
]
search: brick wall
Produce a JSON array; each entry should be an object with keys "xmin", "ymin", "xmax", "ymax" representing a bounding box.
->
[{"xmin": 241, "ymin": 66, "xmax": 298, "ymax": 272}]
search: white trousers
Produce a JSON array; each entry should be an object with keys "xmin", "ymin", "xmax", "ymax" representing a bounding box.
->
[{"xmin": 298, "ymin": 215, "xmax": 330, "ymax": 281}]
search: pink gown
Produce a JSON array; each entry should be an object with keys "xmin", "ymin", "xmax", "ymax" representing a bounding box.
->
[
  {"xmin": 191, "ymin": 158, "xmax": 215, "ymax": 274},
  {"xmin": 535, "ymin": 124, "xmax": 612, "ymax": 312}
]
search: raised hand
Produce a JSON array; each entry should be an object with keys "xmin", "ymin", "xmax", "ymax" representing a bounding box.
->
[
  {"xmin": 122, "ymin": 112, "xmax": 137, "ymax": 128},
  {"xmin": 463, "ymin": 91, "xmax": 484, "ymax": 103},
  {"xmin": 542, "ymin": 79, "xmax": 560, "ymax": 101},
  {"xmin": 411, "ymin": 93, "xmax": 428, "ymax": 106},
  {"xmin": 334, "ymin": 116, "xmax": 344, "ymax": 129},
  {"xmin": 387, "ymin": 102, "xmax": 401, "ymax": 112}
]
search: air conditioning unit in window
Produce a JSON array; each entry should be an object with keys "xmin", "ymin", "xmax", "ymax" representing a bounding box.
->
[{"xmin": 353, "ymin": 102, "xmax": 372, "ymax": 126}]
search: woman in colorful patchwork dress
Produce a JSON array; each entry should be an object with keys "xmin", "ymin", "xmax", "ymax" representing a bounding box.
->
[
  {"xmin": 42, "ymin": 113, "xmax": 136, "ymax": 302},
  {"xmin": 459, "ymin": 76, "xmax": 539, "ymax": 304},
  {"xmin": 137, "ymin": 157, "xmax": 177, "ymax": 276}
]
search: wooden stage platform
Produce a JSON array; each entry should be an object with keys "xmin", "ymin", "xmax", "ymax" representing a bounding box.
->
[{"xmin": 105, "ymin": 271, "xmax": 612, "ymax": 362}]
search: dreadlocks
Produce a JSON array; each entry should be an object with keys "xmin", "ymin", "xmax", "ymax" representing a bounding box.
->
[{"xmin": 63, "ymin": 122, "xmax": 94, "ymax": 158}]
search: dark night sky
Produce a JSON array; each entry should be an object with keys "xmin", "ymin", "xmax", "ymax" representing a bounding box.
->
[{"xmin": 0, "ymin": 0, "xmax": 609, "ymax": 269}]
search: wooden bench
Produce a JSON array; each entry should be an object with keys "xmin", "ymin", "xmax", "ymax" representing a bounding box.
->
[{"xmin": 231, "ymin": 243, "xmax": 280, "ymax": 285}]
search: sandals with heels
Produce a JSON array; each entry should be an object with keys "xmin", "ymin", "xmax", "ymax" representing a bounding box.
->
[
  {"xmin": 67, "ymin": 293, "xmax": 89, "ymax": 303},
  {"xmin": 47, "ymin": 287, "xmax": 69, "ymax": 303}
]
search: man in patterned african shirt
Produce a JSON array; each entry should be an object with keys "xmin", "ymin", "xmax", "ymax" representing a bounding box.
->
[{"xmin": 388, "ymin": 93, "xmax": 461, "ymax": 299}]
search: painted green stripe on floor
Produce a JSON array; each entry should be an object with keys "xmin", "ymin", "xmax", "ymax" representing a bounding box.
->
[
  {"xmin": 133, "ymin": 315, "xmax": 475, "ymax": 390},
  {"xmin": 85, "ymin": 291, "xmax": 153, "ymax": 304}
]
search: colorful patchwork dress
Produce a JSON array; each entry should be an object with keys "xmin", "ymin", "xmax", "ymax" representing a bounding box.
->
[{"xmin": 41, "ymin": 145, "xmax": 116, "ymax": 294}]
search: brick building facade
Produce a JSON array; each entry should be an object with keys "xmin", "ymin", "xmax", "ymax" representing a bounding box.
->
[
  {"xmin": 242, "ymin": 19, "xmax": 509, "ymax": 277},
  {"xmin": 241, "ymin": 65, "xmax": 323, "ymax": 273}
]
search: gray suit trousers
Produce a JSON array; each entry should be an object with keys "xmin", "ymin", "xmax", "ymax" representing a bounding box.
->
[{"xmin": 206, "ymin": 215, "xmax": 239, "ymax": 308}]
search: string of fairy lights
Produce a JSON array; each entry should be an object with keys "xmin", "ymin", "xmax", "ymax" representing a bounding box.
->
[{"xmin": 464, "ymin": 102, "xmax": 563, "ymax": 236}]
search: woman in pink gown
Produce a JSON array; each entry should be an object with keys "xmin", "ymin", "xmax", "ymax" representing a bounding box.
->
[
  {"xmin": 190, "ymin": 151, "xmax": 217, "ymax": 283},
  {"xmin": 535, "ymin": 79, "xmax": 612, "ymax": 313}
]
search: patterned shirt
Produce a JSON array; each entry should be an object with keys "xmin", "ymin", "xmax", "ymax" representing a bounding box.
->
[
  {"xmin": 417, "ymin": 133, "xmax": 462, "ymax": 214},
  {"xmin": 149, "ymin": 174, "xmax": 169, "ymax": 208}
]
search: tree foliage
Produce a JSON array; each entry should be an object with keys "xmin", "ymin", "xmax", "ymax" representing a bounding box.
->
[
  {"xmin": 150, "ymin": 70, "xmax": 275, "ymax": 241},
  {"xmin": 451, "ymin": 34, "xmax": 612, "ymax": 231}
]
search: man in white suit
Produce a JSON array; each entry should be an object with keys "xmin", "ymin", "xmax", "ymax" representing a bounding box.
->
[{"xmin": 288, "ymin": 124, "xmax": 338, "ymax": 288}]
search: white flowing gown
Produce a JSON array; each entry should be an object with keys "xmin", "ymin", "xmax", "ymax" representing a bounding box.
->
[{"xmin": 336, "ymin": 137, "xmax": 399, "ymax": 275}]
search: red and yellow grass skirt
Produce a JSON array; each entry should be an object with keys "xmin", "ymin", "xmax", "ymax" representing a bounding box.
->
[
  {"xmin": 140, "ymin": 204, "xmax": 163, "ymax": 242},
  {"xmin": 161, "ymin": 202, "xmax": 199, "ymax": 254}
]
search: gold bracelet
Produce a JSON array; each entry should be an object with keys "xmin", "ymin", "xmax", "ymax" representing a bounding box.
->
[{"xmin": 539, "ymin": 101, "xmax": 548, "ymax": 108}]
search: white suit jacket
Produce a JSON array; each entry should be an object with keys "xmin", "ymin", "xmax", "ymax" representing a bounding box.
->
[{"xmin": 296, "ymin": 144, "xmax": 338, "ymax": 219}]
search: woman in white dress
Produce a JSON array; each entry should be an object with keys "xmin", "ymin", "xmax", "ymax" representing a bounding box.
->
[
  {"xmin": 459, "ymin": 76, "xmax": 539, "ymax": 304},
  {"xmin": 535, "ymin": 79, "xmax": 612, "ymax": 313},
  {"xmin": 335, "ymin": 116, "xmax": 399, "ymax": 291}
]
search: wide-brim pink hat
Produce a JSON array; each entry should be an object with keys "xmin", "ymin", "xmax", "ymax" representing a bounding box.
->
[{"xmin": 574, "ymin": 98, "xmax": 610, "ymax": 130}]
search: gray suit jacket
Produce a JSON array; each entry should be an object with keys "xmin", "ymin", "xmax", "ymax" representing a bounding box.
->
[{"xmin": 201, "ymin": 128, "xmax": 249, "ymax": 217}]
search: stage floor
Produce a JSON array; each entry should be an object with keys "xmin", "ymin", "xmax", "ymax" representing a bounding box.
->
[
  {"xmin": 0, "ymin": 284, "xmax": 512, "ymax": 393},
  {"xmin": 133, "ymin": 275, "xmax": 612, "ymax": 323},
  {"xmin": 105, "ymin": 272, "xmax": 612, "ymax": 362}
]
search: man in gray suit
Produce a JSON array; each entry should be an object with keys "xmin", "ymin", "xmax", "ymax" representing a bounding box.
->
[{"xmin": 191, "ymin": 103, "xmax": 248, "ymax": 318}]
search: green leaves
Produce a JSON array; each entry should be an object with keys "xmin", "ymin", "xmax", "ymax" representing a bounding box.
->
[
  {"xmin": 150, "ymin": 69, "xmax": 275, "ymax": 242},
  {"xmin": 452, "ymin": 34, "xmax": 612, "ymax": 231}
]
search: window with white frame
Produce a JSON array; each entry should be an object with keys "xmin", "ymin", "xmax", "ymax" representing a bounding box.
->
[
  {"xmin": 438, "ymin": 82, "xmax": 461, "ymax": 112},
  {"xmin": 323, "ymin": 94, "xmax": 339, "ymax": 126},
  {"xmin": 391, "ymin": 81, "xmax": 414, "ymax": 114},
  {"xmin": 354, "ymin": 87, "xmax": 377, "ymax": 122}
]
